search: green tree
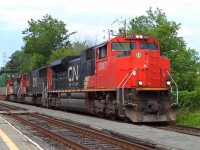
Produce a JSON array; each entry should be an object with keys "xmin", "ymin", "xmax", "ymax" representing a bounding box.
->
[
  {"xmin": 48, "ymin": 46, "xmax": 77, "ymax": 63},
  {"xmin": 126, "ymin": 7, "xmax": 199, "ymax": 91},
  {"xmin": 170, "ymin": 48, "xmax": 199, "ymax": 91},
  {"xmin": 72, "ymin": 41, "xmax": 89, "ymax": 54},
  {"xmin": 5, "ymin": 50, "xmax": 33, "ymax": 74},
  {"xmin": 6, "ymin": 50, "xmax": 22, "ymax": 71},
  {"xmin": 48, "ymin": 41, "xmax": 89, "ymax": 63},
  {"xmin": 22, "ymin": 14, "xmax": 75, "ymax": 70},
  {"xmin": 127, "ymin": 7, "xmax": 186, "ymax": 55}
]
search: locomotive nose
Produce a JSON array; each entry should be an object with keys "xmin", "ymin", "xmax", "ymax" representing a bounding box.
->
[{"xmin": 131, "ymin": 50, "xmax": 167, "ymax": 88}]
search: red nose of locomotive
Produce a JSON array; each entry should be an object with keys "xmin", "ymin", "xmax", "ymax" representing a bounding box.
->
[
  {"xmin": 130, "ymin": 50, "xmax": 170, "ymax": 89},
  {"xmin": 114, "ymin": 34, "xmax": 177, "ymax": 122}
]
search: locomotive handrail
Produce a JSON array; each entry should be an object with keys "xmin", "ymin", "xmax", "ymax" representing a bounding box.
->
[
  {"xmin": 122, "ymin": 68, "xmax": 138, "ymax": 105},
  {"xmin": 45, "ymin": 81, "xmax": 48, "ymax": 91},
  {"xmin": 167, "ymin": 70, "xmax": 178, "ymax": 105},
  {"xmin": 5, "ymin": 86, "xmax": 7, "ymax": 97},
  {"xmin": 43, "ymin": 83, "xmax": 45, "ymax": 91},
  {"xmin": 17, "ymin": 86, "xmax": 21, "ymax": 96},
  {"xmin": 17, "ymin": 86, "xmax": 20, "ymax": 93},
  {"xmin": 117, "ymin": 70, "xmax": 131, "ymax": 107},
  {"xmin": 117, "ymin": 73, "xmax": 130, "ymax": 89}
]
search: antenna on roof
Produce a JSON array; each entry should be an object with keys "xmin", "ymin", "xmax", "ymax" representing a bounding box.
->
[{"xmin": 103, "ymin": 29, "xmax": 112, "ymax": 39}]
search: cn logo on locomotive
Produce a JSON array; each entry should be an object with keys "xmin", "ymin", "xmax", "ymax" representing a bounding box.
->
[
  {"xmin": 68, "ymin": 65, "xmax": 79, "ymax": 82},
  {"xmin": 136, "ymin": 52, "xmax": 142, "ymax": 58}
]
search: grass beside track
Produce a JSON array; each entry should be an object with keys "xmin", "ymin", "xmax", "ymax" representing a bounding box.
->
[{"xmin": 174, "ymin": 109, "xmax": 200, "ymax": 127}]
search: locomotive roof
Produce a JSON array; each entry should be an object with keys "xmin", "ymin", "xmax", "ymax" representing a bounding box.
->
[
  {"xmin": 49, "ymin": 56, "xmax": 79, "ymax": 68},
  {"xmin": 84, "ymin": 34, "xmax": 148, "ymax": 53},
  {"xmin": 82, "ymin": 34, "xmax": 140, "ymax": 52},
  {"xmin": 82, "ymin": 40, "xmax": 109, "ymax": 52},
  {"xmin": 31, "ymin": 65, "xmax": 47, "ymax": 72},
  {"xmin": 94, "ymin": 40, "xmax": 109, "ymax": 49}
]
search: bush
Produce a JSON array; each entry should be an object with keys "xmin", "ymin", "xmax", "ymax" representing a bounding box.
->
[
  {"xmin": 175, "ymin": 109, "xmax": 200, "ymax": 127},
  {"xmin": 178, "ymin": 88, "xmax": 200, "ymax": 110}
]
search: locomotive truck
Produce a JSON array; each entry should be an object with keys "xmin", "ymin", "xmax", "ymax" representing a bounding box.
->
[{"xmin": 4, "ymin": 34, "xmax": 178, "ymax": 122}]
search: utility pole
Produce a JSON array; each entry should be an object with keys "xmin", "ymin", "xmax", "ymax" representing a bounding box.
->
[
  {"xmin": 123, "ymin": 19, "xmax": 127, "ymax": 34},
  {"xmin": 111, "ymin": 18, "xmax": 127, "ymax": 35},
  {"xmin": 103, "ymin": 29, "xmax": 112, "ymax": 39},
  {"xmin": 107, "ymin": 29, "xmax": 111, "ymax": 39}
]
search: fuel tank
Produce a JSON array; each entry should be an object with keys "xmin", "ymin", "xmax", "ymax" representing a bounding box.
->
[
  {"xmin": 24, "ymin": 96, "xmax": 35, "ymax": 104},
  {"xmin": 60, "ymin": 98, "xmax": 92, "ymax": 113}
]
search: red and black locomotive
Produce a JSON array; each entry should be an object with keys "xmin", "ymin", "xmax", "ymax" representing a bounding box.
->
[{"xmin": 5, "ymin": 34, "xmax": 178, "ymax": 122}]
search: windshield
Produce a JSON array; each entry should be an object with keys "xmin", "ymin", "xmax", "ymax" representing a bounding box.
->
[
  {"xmin": 112, "ymin": 42, "xmax": 136, "ymax": 51},
  {"xmin": 141, "ymin": 43, "xmax": 158, "ymax": 50}
]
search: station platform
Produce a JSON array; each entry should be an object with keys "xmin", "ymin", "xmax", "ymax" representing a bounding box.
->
[{"xmin": 0, "ymin": 116, "xmax": 42, "ymax": 150}]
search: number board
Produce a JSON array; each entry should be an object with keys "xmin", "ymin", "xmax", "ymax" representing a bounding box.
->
[{"xmin": 124, "ymin": 34, "xmax": 135, "ymax": 39}]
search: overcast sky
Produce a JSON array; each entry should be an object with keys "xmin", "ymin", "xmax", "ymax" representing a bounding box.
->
[{"xmin": 0, "ymin": 0, "xmax": 200, "ymax": 67}]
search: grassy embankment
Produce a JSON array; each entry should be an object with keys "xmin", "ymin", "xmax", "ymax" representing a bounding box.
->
[
  {"xmin": 174, "ymin": 109, "xmax": 200, "ymax": 127},
  {"xmin": 173, "ymin": 89, "xmax": 200, "ymax": 127}
]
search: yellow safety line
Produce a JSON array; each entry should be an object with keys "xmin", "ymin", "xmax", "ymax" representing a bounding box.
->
[
  {"xmin": 136, "ymin": 87, "xmax": 168, "ymax": 91},
  {"xmin": 0, "ymin": 129, "xmax": 19, "ymax": 150},
  {"xmin": 48, "ymin": 88, "xmax": 117, "ymax": 93}
]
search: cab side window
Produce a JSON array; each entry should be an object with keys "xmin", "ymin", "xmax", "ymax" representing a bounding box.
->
[{"xmin": 98, "ymin": 45, "xmax": 107, "ymax": 59}]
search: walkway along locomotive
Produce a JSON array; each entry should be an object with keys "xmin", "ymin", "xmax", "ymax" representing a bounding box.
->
[{"xmin": 5, "ymin": 34, "xmax": 178, "ymax": 122}]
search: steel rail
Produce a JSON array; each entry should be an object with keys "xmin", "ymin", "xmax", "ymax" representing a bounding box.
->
[
  {"xmin": 0, "ymin": 103, "xmax": 19, "ymax": 111},
  {"xmin": 10, "ymin": 114, "xmax": 90, "ymax": 150},
  {"xmin": 30, "ymin": 113, "xmax": 154, "ymax": 150},
  {"xmin": 166, "ymin": 124, "xmax": 200, "ymax": 136}
]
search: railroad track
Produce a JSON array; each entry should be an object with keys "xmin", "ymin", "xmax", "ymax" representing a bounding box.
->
[
  {"xmin": 155, "ymin": 124, "xmax": 200, "ymax": 137},
  {"xmin": 10, "ymin": 113, "xmax": 155, "ymax": 150},
  {"xmin": 3, "ymin": 102, "xmax": 199, "ymax": 149},
  {"xmin": 0, "ymin": 103, "xmax": 21, "ymax": 111}
]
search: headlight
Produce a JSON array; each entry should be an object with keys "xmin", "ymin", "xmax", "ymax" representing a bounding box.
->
[
  {"xmin": 138, "ymin": 81, "xmax": 143, "ymax": 85},
  {"xmin": 136, "ymin": 35, "xmax": 139, "ymax": 38},
  {"xmin": 139, "ymin": 35, "xmax": 143, "ymax": 38},
  {"xmin": 166, "ymin": 81, "xmax": 171, "ymax": 85}
]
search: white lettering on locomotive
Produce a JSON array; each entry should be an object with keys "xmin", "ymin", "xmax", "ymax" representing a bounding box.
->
[
  {"xmin": 68, "ymin": 65, "xmax": 79, "ymax": 82},
  {"xmin": 125, "ymin": 34, "xmax": 134, "ymax": 39},
  {"xmin": 99, "ymin": 61, "xmax": 107, "ymax": 70},
  {"xmin": 33, "ymin": 77, "xmax": 37, "ymax": 87}
]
